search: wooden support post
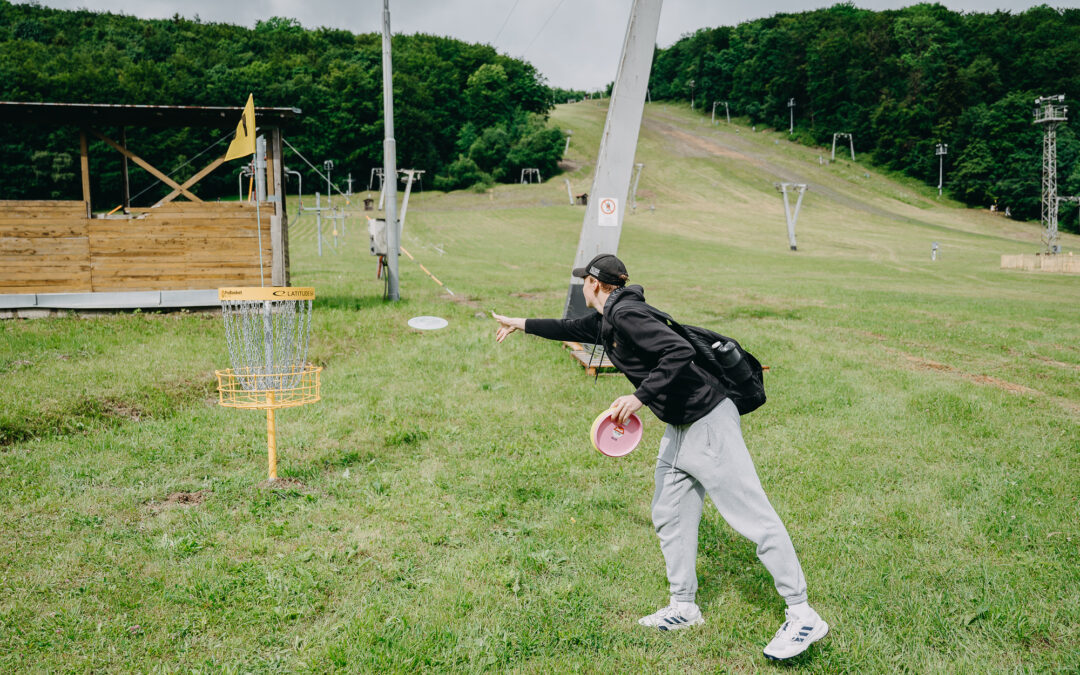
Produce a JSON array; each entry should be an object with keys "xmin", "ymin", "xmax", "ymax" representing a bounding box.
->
[
  {"xmin": 120, "ymin": 128, "xmax": 130, "ymax": 213},
  {"xmin": 271, "ymin": 128, "xmax": 290, "ymax": 286},
  {"xmin": 91, "ymin": 129, "xmax": 203, "ymax": 202},
  {"xmin": 265, "ymin": 140, "xmax": 276, "ymax": 201},
  {"xmin": 79, "ymin": 130, "xmax": 91, "ymax": 216}
]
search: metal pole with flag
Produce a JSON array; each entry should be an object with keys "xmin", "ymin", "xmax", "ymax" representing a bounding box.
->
[{"xmin": 224, "ymin": 94, "xmax": 265, "ymax": 286}]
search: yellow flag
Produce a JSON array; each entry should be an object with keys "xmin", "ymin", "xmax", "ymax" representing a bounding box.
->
[{"xmin": 224, "ymin": 94, "xmax": 256, "ymax": 161}]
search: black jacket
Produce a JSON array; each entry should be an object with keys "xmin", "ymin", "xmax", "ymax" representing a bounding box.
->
[{"xmin": 525, "ymin": 285, "xmax": 727, "ymax": 425}]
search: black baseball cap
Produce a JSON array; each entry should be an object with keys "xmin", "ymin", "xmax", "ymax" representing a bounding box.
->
[{"xmin": 572, "ymin": 253, "xmax": 629, "ymax": 286}]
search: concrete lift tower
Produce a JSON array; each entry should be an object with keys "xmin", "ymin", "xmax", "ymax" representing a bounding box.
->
[
  {"xmin": 775, "ymin": 183, "xmax": 807, "ymax": 251},
  {"xmin": 563, "ymin": 0, "xmax": 663, "ymax": 318},
  {"xmin": 712, "ymin": 100, "xmax": 730, "ymax": 125},
  {"xmin": 936, "ymin": 143, "xmax": 948, "ymax": 196},
  {"xmin": 1034, "ymin": 94, "xmax": 1068, "ymax": 254},
  {"xmin": 368, "ymin": 168, "xmax": 383, "ymax": 192},
  {"xmin": 629, "ymin": 162, "xmax": 644, "ymax": 211},
  {"xmin": 520, "ymin": 168, "xmax": 542, "ymax": 184},
  {"xmin": 788, "ymin": 98, "xmax": 796, "ymax": 134},
  {"xmin": 832, "ymin": 133, "xmax": 854, "ymax": 161},
  {"xmin": 397, "ymin": 169, "xmax": 425, "ymax": 233}
]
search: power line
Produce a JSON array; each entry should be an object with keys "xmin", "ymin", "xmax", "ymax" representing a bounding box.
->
[
  {"xmin": 492, "ymin": 0, "xmax": 523, "ymax": 46},
  {"xmin": 129, "ymin": 130, "xmax": 233, "ymax": 204},
  {"xmin": 281, "ymin": 137, "xmax": 351, "ymax": 202},
  {"xmin": 522, "ymin": 0, "xmax": 570, "ymax": 57}
]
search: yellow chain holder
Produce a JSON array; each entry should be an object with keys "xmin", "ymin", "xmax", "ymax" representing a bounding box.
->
[{"xmin": 216, "ymin": 287, "xmax": 321, "ymax": 480}]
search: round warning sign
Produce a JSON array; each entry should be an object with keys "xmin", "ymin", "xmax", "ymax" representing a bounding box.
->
[{"xmin": 598, "ymin": 197, "xmax": 618, "ymax": 227}]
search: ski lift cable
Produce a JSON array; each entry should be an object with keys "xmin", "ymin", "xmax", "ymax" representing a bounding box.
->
[
  {"xmin": 492, "ymin": 0, "xmax": 523, "ymax": 46},
  {"xmin": 524, "ymin": 0, "xmax": 574, "ymax": 56},
  {"xmin": 281, "ymin": 137, "xmax": 352, "ymax": 203},
  {"xmin": 128, "ymin": 130, "xmax": 234, "ymax": 204}
]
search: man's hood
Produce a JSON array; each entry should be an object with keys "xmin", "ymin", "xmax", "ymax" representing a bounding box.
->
[{"xmin": 604, "ymin": 284, "xmax": 645, "ymax": 314}]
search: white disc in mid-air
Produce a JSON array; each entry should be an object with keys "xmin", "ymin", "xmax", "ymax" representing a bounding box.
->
[{"xmin": 407, "ymin": 316, "xmax": 449, "ymax": 331}]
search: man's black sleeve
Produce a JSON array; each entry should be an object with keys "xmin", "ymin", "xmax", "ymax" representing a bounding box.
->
[
  {"xmin": 524, "ymin": 313, "xmax": 603, "ymax": 344},
  {"xmin": 614, "ymin": 304, "xmax": 695, "ymax": 406}
]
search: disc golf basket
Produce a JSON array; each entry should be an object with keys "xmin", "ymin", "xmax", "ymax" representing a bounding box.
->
[{"xmin": 215, "ymin": 287, "xmax": 321, "ymax": 480}]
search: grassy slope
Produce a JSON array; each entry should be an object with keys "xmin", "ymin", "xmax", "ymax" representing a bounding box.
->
[{"xmin": 0, "ymin": 101, "xmax": 1077, "ymax": 672}]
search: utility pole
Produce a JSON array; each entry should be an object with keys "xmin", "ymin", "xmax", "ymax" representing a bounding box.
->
[
  {"xmin": 565, "ymin": 0, "xmax": 662, "ymax": 318},
  {"xmin": 724, "ymin": 101, "xmax": 730, "ymax": 124},
  {"xmin": 381, "ymin": 0, "xmax": 400, "ymax": 300},
  {"xmin": 1034, "ymin": 94, "xmax": 1068, "ymax": 254},
  {"xmin": 563, "ymin": 130, "xmax": 573, "ymax": 157},
  {"xmin": 323, "ymin": 160, "xmax": 334, "ymax": 206},
  {"xmin": 935, "ymin": 143, "xmax": 948, "ymax": 197},
  {"xmin": 687, "ymin": 79, "xmax": 695, "ymax": 110},
  {"xmin": 788, "ymin": 98, "xmax": 796, "ymax": 134},
  {"xmin": 315, "ymin": 192, "xmax": 324, "ymax": 256},
  {"xmin": 346, "ymin": 173, "xmax": 353, "ymax": 196},
  {"xmin": 711, "ymin": 101, "xmax": 718, "ymax": 124}
]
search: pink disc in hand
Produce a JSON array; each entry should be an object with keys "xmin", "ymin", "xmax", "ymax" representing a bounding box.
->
[{"xmin": 590, "ymin": 410, "xmax": 643, "ymax": 457}]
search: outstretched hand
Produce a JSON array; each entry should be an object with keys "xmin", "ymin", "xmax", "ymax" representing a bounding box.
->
[
  {"xmin": 609, "ymin": 394, "xmax": 643, "ymax": 425},
  {"xmin": 492, "ymin": 312, "xmax": 526, "ymax": 343}
]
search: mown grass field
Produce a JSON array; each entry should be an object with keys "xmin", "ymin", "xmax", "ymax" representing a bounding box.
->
[{"xmin": 1, "ymin": 102, "xmax": 1078, "ymax": 672}]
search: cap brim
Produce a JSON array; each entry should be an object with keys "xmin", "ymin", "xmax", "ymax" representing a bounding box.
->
[{"xmin": 571, "ymin": 267, "xmax": 588, "ymax": 278}]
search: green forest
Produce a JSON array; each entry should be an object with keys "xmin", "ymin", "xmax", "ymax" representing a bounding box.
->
[
  {"xmin": 649, "ymin": 3, "xmax": 1080, "ymax": 229},
  {"xmin": 1, "ymin": 2, "xmax": 1079, "ymax": 227},
  {"xmin": 0, "ymin": 3, "xmax": 563, "ymax": 203}
]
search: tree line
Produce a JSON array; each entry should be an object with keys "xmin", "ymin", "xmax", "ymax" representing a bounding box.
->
[
  {"xmin": 648, "ymin": 3, "xmax": 1080, "ymax": 231},
  {"xmin": 0, "ymin": 3, "xmax": 565, "ymax": 203}
]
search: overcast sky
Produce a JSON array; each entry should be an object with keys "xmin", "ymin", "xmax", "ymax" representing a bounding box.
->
[{"xmin": 18, "ymin": 1, "xmax": 1064, "ymax": 89}]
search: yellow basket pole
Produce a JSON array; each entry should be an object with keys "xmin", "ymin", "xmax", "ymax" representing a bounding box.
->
[{"xmin": 267, "ymin": 390, "xmax": 277, "ymax": 480}]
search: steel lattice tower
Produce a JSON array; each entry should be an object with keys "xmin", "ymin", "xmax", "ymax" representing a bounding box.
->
[{"xmin": 1034, "ymin": 95, "xmax": 1068, "ymax": 254}]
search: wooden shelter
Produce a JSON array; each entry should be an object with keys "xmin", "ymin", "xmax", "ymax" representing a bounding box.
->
[{"xmin": 0, "ymin": 101, "xmax": 300, "ymax": 313}]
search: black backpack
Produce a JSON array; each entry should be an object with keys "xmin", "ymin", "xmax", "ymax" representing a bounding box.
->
[{"xmin": 644, "ymin": 306, "xmax": 767, "ymax": 415}]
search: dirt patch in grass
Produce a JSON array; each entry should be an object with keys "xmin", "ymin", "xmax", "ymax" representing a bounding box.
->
[
  {"xmin": 1025, "ymin": 352, "xmax": 1080, "ymax": 372},
  {"xmin": 901, "ymin": 353, "xmax": 1040, "ymax": 395},
  {"xmin": 147, "ymin": 490, "xmax": 208, "ymax": 514},
  {"xmin": 447, "ymin": 293, "xmax": 484, "ymax": 310},
  {"xmin": 100, "ymin": 397, "xmax": 145, "ymax": 422},
  {"xmin": 261, "ymin": 477, "xmax": 310, "ymax": 490}
]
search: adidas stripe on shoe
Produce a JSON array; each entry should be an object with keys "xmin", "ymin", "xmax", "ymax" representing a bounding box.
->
[
  {"xmin": 763, "ymin": 607, "xmax": 829, "ymax": 660},
  {"xmin": 637, "ymin": 601, "xmax": 704, "ymax": 631}
]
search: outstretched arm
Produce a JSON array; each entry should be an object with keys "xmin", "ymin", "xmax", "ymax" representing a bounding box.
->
[
  {"xmin": 492, "ymin": 312, "xmax": 526, "ymax": 343},
  {"xmin": 492, "ymin": 311, "xmax": 603, "ymax": 345}
]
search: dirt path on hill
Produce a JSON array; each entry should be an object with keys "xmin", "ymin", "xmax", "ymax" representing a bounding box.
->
[{"xmin": 643, "ymin": 111, "xmax": 939, "ymax": 229}]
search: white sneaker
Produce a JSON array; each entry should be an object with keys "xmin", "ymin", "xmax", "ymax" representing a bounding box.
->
[
  {"xmin": 637, "ymin": 600, "xmax": 704, "ymax": 631},
  {"xmin": 763, "ymin": 606, "xmax": 829, "ymax": 660}
]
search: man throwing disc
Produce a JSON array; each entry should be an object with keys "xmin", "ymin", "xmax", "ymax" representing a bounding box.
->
[{"xmin": 492, "ymin": 253, "xmax": 828, "ymax": 661}]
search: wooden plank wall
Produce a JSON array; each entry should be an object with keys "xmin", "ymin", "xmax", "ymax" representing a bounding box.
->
[
  {"xmin": 96, "ymin": 202, "xmax": 272, "ymax": 291},
  {"xmin": 0, "ymin": 200, "xmax": 273, "ymax": 294},
  {"xmin": 0, "ymin": 200, "xmax": 91, "ymax": 293}
]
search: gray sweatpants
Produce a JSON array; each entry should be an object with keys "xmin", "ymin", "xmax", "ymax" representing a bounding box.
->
[{"xmin": 651, "ymin": 398, "xmax": 808, "ymax": 605}]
